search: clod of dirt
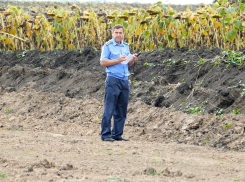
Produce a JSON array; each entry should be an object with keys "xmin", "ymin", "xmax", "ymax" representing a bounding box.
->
[
  {"xmin": 0, "ymin": 158, "xmax": 7, "ymax": 164},
  {"xmin": 176, "ymin": 82, "xmax": 191, "ymax": 94},
  {"xmin": 27, "ymin": 167, "xmax": 33, "ymax": 172},
  {"xmin": 143, "ymin": 167, "xmax": 156, "ymax": 175},
  {"xmin": 174, "ymin": 170, "xmax": 183, "ymax": 177},
  {"xmin": 5, "ymin": 87, "xmax": 15, "ymax": 93},
  {"xmin": 38, "ymin": 159, "xmax": 55, "ymax": 168},
  {"xmin": 185, "ymin": 173, "xmax": 195, "ymax": 178},
  {"xmin": 162, "ymin": 167, "xmax": 172, "ymax": 177},
  {"xmin": 60, "ymin": 164, "xmax": 74, "ymax": 170}
]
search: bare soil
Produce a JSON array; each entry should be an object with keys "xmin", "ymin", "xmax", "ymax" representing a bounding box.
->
[{"xmin": 1, "ymin": 47, "xmax": 245, "ymax": 181}]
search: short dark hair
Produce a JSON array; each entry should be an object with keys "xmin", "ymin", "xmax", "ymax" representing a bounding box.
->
[{"xmin": 112, "ymin": 25, "xmax": 124, "ymax": 32}]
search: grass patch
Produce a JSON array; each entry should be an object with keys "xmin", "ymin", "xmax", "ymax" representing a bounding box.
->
[
  {"xmin": 0, "ymin": 173, "xmax": 6, "ymax": 177},
  {"xmin": 107, "ymin": 151, "xmax": 113, "ymax": 155},
  {"xmin": 232, "ymin": 109, "xmax": 241, "ymax": 114},
  {"xmin": 108, "ymin": 176, "xmax": 123, "ymax": 181},
  {"xmin": 223, "ymin": 122, "xmax": 233, "ymax": 129},
  {"xmin": 4, "ymin": 108, "xmax": 13, "ymax": 113}
]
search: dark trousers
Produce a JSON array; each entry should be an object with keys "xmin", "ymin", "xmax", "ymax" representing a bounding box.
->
[{"xmin": 101, "ymin": 76, "xmax": 130, "ymax": 140}]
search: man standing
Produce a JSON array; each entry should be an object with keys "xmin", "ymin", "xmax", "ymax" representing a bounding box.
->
[{"xmin": 100, "ymin": 25, "xmax": 139, "ymax": 142}]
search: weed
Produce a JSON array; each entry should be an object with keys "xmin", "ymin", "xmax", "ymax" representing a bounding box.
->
[
  {"xmin": 148, "ymin": 172, "xmax": 157, "ymax": 176},
  {"xmin": 223, "ymin": 122, "xmax": 233, "ymax": 129},
  {"xmin": 0, "ymin": 129, "xmax": 6, "ymax": 132},
  {"xmin": 0, "ymin": 173, "xmax": 6, "ymax": 177},
  {"xmin": 234, "ymin": 177, "xmax": 240, "ymax": 181},
  {"xmin": 197, "ymin": 58, "xmax": 205, "ymax": 65},
  {"xmin": 180, "ymin": 78, "xmax": 185, "ymax": 81},
  {"xmin": 14, "ymin": 128, "xmax": 21, "ymax": 132},
  {"xmin": 215, "ymin": 109, "xmax": 223, "ymax": 117},
  {"xmin": 39, "ymin": 56, "xmax": 45, "ymax": 60},
  {"xmin": 17, "ymin": 50, "xmax": 27, "ymax": 58},
  {"xmin": 202, "ymin": 100, "xmax": 208, "ymax": 105},
  {"xmin": 130, "ymin": 80, "xmax": 136, "ymax": 84},
  {"xmin": 119, "ymin": 151, "xmax": 125, "ymax": 155},
  {"xmin": 107, "ymin": 151, "xmax": 113, "ymax": 155},
  {"xmin": 183, "ymin": 60, "xmax": 191, "ymax": 64},
  {"xmin": 151, "ymin": 92, "xmax": 157, "ymax": 96},
  {"xmin": 82, "ymin": 86, "xmax": 87, "ymax": 89},
  {"xmin": 134, "ymin": 83, "xmax": 141, "ymax": 87},
  {"xmin": 196, "ymin": 79, "xmax": 204, "ymax": 86},
  {"xmin": 132, "ymin": 89, "xmax": 138, "ymax": 93},
  {"xmin": 163, "ymin": 59, "xmax": 171, "ymax": 63},
  {"xmin": 108, "ymin": 176, "xmax": 123, "ymax": 180},
  {"xmin": 168, "ymin": 105, "xmax": 174, "ymax": 109},
  {"xmin": 154, "ymin": 152, "xmax": 160, "ymax": 156},
  {"xmin": 202, "ymin": 139, "xmax": 210, "ymax": 144},
  {"xmin": 232, "ymin": 109, "xmax": 241, "ymax": 114},
  {"xmin": 224, "ymin": 50, "xmax": 245, "ymax": 66},
  {"xmin": 179, "ymin": 101, "xmax": 187, "ymax": 107},
  {"xmin": 241, "ymin": 89, "xmax": 245, "ymax": 97},
  {"xmin": 98, "ymin": 149, "xmax": 103, "ymax": 152},
  {"xmin": 211, "ymin": 59, "xmax": 222, "ymax": 66},
  {"xmin": 187, "ymin": 105, "xmax": 204, "ymax": 114},
  {"xmin": 24, "ymin": 151, "xmax": 34, "ymax": 155},
  {"xmin": 4, "ymin": 108, "xmax": 13, "ymax": 113},
  {"xmin": 79, "ymin": 49, "xmax": 84, "ymax": 54}
]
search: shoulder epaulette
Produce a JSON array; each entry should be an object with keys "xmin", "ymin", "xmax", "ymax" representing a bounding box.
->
[
  {"xmin": 105, "ymin": 40, "xmax": 113, "ymax": 46},
  {"xmin": 123, "ymin": 42, "xmax": 129, "ymax": 46}
]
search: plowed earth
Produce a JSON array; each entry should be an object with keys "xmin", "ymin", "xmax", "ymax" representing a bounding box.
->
[{"xmin": 0, "ymin": 47, "xmax": 245, "ymax": 181}]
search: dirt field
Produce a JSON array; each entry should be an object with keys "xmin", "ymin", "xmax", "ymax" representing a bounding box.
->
[{"xmin": 1, "ymin": 47, "xmax": 245, "ymax": 181}]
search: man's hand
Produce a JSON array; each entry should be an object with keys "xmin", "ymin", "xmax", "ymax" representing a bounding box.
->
[
  {"xmin": 118, "ymin": 55, "xmax": 127, "ymax": 62},
  {"xmin": 128, "ymin": 54, "xmax": 139, "ymax": 66}
]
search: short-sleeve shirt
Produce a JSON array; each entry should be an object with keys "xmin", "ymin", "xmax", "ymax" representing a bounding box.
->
[{"xmin": 100, "ymin": 38, "xmax": 130, "ymax": 80}]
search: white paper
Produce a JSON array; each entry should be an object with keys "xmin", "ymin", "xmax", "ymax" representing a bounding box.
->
[{"xmin": 121, "ymin": 54, "xmax": 134, "ymax": 64}]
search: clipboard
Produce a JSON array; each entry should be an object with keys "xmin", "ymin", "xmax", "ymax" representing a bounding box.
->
[{"xmin": 121, "ymin": 54, "xmax": 134, "ymax": 64}]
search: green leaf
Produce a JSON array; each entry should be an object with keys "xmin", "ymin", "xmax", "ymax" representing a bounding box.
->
[
  {"xmin": 239, "ymin": 3, "xmax": 245, "ymax": 12},
  {"xmin": 117, "ymin": 18, "xmax": 124, "ymax": 25},
  {"xmin": 168, "ymin": 34, "xmax": 174, "ymax": 41},
  {"xmin": 143, "ymin": 36, "xmax": 149, "ymax": 43},
  {"xmin": 159, "ymin": 22, "xmax": 164, "ymax": 29},
  {"xmin": 226, "ymin": 30, "xmax": 237, "ymax": 42},
  {"xmin": 234, "ymin": 20, "xmax": 243, "ymax": 31},
  {"xmin": 56, "ymin": 35, "xmax": 62, "ymax": 42},
  {"xmin": 145, "ymin": 30, "xmax": 150, "ymax": 37},
  {"xmin": 58, "ymin": 25, "xmax": 65, "ymax": 35},
  {"xmin": 224, "ymin": 17, "xmax": 232, "ymax": 24},
  {"xmin": 218, "ymin": 9, "xmax": 225, "ymax": 17},
  {"xmin": 225, "ymin": 7, "xmax": 235, "ymax": 14},
  {"xmin": 123, "ymin": 21, "xmax": 128, "ymax": 29}
]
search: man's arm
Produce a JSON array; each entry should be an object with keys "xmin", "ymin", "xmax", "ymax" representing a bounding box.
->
[
  {"xmin": 100, "ymin": 55, "xmax": 127, "ymax": 67},
  {"xmin": 100, "ymin": 44, "xmax": 127, "ymax": 67}
]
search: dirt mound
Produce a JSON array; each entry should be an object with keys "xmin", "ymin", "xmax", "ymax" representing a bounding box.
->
[
  {"xmin": 0, "ymin": 47, "xmax": 245, "ymax": 152},
  {"xmin": 1, "ymin": 47, "xmax": 245, "ymax": 115},
  {"xmin": 1, "ymin": 47, "xmax": 245, "ymax": 181}
]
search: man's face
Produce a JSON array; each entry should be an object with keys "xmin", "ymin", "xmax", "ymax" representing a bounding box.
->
[{"xmin": 112, "ymin": 28, "xmax": 124, "ymax": 44}]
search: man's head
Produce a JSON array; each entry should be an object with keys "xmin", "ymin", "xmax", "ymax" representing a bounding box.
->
[{"xmin": 112, "ymin": 25, "xmax": 124, "ymax": 44}]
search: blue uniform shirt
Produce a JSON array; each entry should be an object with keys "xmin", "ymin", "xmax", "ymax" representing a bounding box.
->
[{"xmin": 100, "ymin": 38, "xmax": 130, "ymax": 80}]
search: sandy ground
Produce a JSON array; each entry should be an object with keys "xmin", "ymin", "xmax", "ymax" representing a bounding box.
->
[{"xmin": 1, "ymin": 130, "xmax": 245, "ymax": 182}]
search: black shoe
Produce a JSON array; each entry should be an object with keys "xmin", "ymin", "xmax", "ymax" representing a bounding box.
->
[
  {"xmin": 114, "ymin": 137, "xmax": 130, "ymax": 141},
  {"xmin": 102, "ymin": 138, "xmax": 115, "ymax": 142}
]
